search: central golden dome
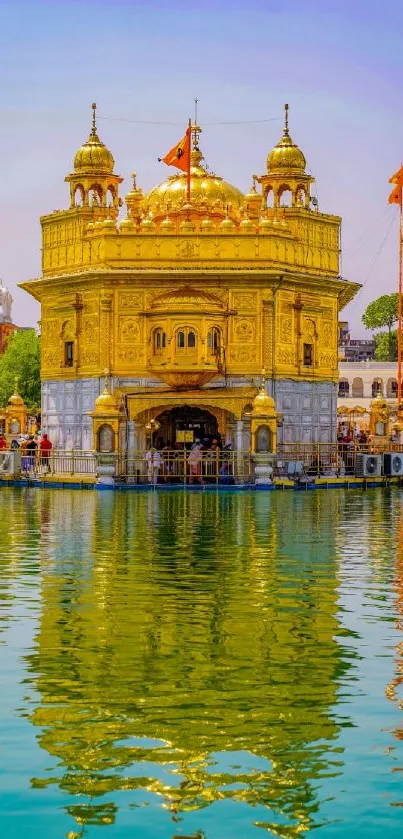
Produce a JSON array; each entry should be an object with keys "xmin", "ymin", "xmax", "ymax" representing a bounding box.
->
[{"xmin": 146, "ymin": 146, "xmax": 244, "ymax": 219}]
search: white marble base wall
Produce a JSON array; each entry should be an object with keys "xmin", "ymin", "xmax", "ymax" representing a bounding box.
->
[
  {"xmin": 41, "ymin": 376, "xmax": 337, "ymax": 451},
  {"xmin": 273, "ymin": 380, "xmax": 338, "ymax": 444},
  {"xmin": 41, "ymin": 379, "xmax": 101, "ymax": 451}
]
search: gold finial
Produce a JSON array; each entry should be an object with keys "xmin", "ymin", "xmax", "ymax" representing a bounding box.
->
[
  {"xmin": 91, "ymin": 102, "xmax": 97, "ymax": 135},
  {"xmin": 14, "ymin": 375, "xmax": 19, "ymax": 393},
  {"xmin": 261, "ymin": 368, "xmax": 267, "ymax": 388},
  {"xmin": 131, "ymin": 171, "xmax": 137, "ymax": 191},
  {"xmin": 284, "ymin": 103, "xmax": 289, "ymax": 136},
  {"xmin": 191, "ymin": 117, "xmax": 202, "ymax": 150}
]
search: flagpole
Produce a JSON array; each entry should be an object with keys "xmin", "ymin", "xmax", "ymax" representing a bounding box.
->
[
  {"xmin": 398, "ymin": 193, "xmax": 403, "ymax": 407},
  {"xmin": 187, "ymin": 117, "xmax": 191, "ymax": 202}
]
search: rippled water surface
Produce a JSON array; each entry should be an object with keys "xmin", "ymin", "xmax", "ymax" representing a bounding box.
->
[{"xmin": 2, "ymin": 488, "xmax": 403, "ymax": 837}]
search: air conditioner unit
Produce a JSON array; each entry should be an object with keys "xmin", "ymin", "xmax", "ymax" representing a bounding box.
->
[
  {"xmin": 355, "ymin": 453, "xmax": 382, "ymax": 478},
  {"xmin": 383, "ymin": 452, "xmax": 403, "ymax": 476}
]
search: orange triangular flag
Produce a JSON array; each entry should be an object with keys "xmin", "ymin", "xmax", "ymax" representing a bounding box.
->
[
  {"xmin": 390, "ymin": 165, "xmax": 403, "ymax": 185},
  {"xmin": 161, "ymin": 127, "xmax": 191, "ymax": 172},
  {"xmin": 389, "ymin": 184, "xmax": 402, "ymax": 205}
]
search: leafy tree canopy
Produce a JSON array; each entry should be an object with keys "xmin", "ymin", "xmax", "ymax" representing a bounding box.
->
[
  {"xmin": 0, "ymin": 329, "xmax": 40, "ymax": 409},
  {"xmin": 374, "ymin": 330, "xmax": 397, "ymax": 362},
  {"xmin": 362, "ymin": 293, "xmax": 398, "ymax": 331},
  {"xmin": 362, "ymin": 293, "xmax": 399, "ymax": 360}
]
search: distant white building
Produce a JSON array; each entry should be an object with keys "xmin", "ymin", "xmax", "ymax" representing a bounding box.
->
[
  {"xmin": 0, "ymin": 278, "xmax": 13, "ymax": 324},
  {"xmin": 338, "ymin": 361, "xmax": 399, "ymax": 412}
]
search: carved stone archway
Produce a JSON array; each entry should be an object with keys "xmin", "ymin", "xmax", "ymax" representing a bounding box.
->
[
  {"xmin": 119, "ymin": 386, "xmax": 256, "ymax": 451},
  {"xmin": 123, "ymin": 386, "xmax": 257, "ymax": 423}
]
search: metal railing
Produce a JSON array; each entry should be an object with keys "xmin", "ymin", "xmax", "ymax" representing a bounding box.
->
[
  {"xmin": 1, "ymin": 443, "xmax": 403, "ymax": 483},
  {"xmin": 117, "ymin": 449, "xmax": 253, "ymax": 485},
  {"xmin": 19, "ymin": 450, "xmax": 97, "ymax": 477}
]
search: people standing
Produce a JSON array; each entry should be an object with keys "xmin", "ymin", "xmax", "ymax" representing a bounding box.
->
[
  {"xmin": 145, "ymin": 446, "xmax": 162, "ymax": 484},
  {"xmin": 39, "ymin": 433, "xmax": 53, "ymax": 473},
  {"xmin": 26, "ymin": 435, "xmax": 38, "ymax": 472},
  {"xmin": 0, "ymin": 434, "xmax": 7, "ymax": 450},
  {"xmin": 188, "ymin": 443, "xmax": 204, "ymax": 484},
  {"xmin": 20, "ymin": 436, "xmax": 29, "ymax": 473},
  {"xmin": 206, "ymin": 437, "xmax": 220, "ymax": 480}
]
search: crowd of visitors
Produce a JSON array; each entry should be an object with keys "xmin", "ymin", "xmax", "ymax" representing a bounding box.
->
[
  {"xmin": 0, "ymin": 432, "xmax": 53, "ymax": 472},
  {"xmin": 145, "ymin": 437, "xmax": 234, "ymax": 485}
]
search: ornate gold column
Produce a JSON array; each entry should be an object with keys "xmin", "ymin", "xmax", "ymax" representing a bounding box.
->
[
  {"xmin": 100, "ymin": 293, "xmax": 113, "ymax": 372},
  {"xmin": 293, "ymin": 293, "xmax": 303, "ymax": 376},
  {"xmin": 72, "ymin": 294, "xmax": 83, "ymax": 373},
  {"xmin": 262, "ymin": 297, "xmax": 274, "ymax": 374}
]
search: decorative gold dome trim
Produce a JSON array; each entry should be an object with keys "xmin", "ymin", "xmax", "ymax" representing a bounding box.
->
[
  {"xmin": 266, "ymin": 103, "xmax": 306, "ymax": 174},
  {"xmin": 93, "ymin": 377, "xmax": 118, "ymax": 413},
  {"xmin": 73, "ymin": 103, "xmax": 115, "ymax": 174},
  {"xmin": 145, "ymin": 128, "xmax": 244, "ymax": 221}
]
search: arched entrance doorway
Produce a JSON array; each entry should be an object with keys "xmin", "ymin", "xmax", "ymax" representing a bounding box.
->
[{"xmin": 155, "ymin": 406, "xmax": 220, "ymax": 447}]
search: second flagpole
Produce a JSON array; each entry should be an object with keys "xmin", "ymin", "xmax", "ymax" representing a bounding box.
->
[
  {"xmin": 187, "ymin": 118, "xmax": 191, "ymax": 202},
  {"xmin": 399, "ymin": 195, "xmax": 402, "ymax": 408}
]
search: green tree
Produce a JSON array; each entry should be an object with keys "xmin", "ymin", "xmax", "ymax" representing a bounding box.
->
[
  {"xmin": 0, "ymin": 329, "xmax": 41, "ymax": 409},
  {"xmin": 374, "ymin": 330, "xmax": 398, "ymax": 361},
  {"xmin": 362, "ymin": 293, "xmax": 398, "ymax": 361}
]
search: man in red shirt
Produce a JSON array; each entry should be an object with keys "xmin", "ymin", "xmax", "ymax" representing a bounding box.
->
[
  {"xmin": 39, "ymin": 433, "xmax": 52, "ymax": 472},
  {"xmin": 0, "ymin": 434, "xmax": 7, "ymax": 450}
]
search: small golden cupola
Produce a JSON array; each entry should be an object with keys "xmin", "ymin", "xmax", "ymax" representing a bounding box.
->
[
  {"xmin": 93, "ymin": 379, "xmax": 118, "ymax": 414},
  {"xmin": 145, "ymin": 124, "xmax": 244, "ymax": 230},
  {"xmin": 252, "ymin": 382, "xmax": 276, "ymax": 415},
  {"xmin": 257, "ymin": 104, "xmax": 315, "ymax": 211},
  {"xmin": 242, "ymin": 178, "xmax": 262, "ymax": 221},
  {"xmin": 8, "ymin": 377, "xmax": 24, "ymax": 407},
  {"xmin": 121, "ymin": 172, "xmax": 143, "ymax": 231},
  {"xmin": 65, "ymin": 103, "xmax": 123, "ymax": 217}
]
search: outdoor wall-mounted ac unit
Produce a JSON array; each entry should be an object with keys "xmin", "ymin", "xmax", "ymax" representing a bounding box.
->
[
  {"xmin": 355, "ymin": 454, "xmax": 383, "ymax": 478},
  {"xmin": 383, "ymin": 452, "xmax": 403, "ymax": 476}
]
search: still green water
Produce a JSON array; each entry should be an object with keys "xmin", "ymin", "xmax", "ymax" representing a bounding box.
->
[{"xmin": 1, "ymin": 487, "xmax": 403, "ymax": 838}]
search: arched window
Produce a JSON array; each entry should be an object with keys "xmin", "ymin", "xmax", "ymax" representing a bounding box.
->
[
  {"xmin": 372, "ymin": 378, "xmax": 383, "ymax": 397},
  {"xmin": 153, "ymin": 328, "xmax": 166, "ymax": 356},
  {"xmin": 88, "ymin": 185, "xmax": 103, "ymax": 206},
  {"xmin": 279, "ymin": 186, "xmax": 292, "ymax": 207},
  {"xmin": 256, "ymin": 424, "xmax": 272, "ymax": 453},
  {"xmin": 98, "ymin": 423, "xmax": 115, "ymax": 453},
  {"xmin": 74, "ymin": 185, "xmax": 84, "ymax": 207},
  {"xmin": 266, "ymin": 187, "xmax": 274, "ymax": 208},
  {"xmin": 387, "ymin": 378, "xmax": 398, "ymax": 398},
  {"xmin": 107, "ymin": 185, "xmax": 116, "ymax": 208},
  {"xmin": 338, "ymin": 378, "xmax": 350, "ymax": 397},
  {"xmin": 176, "ymin": 329, "xmax": 197, "ymax": 351},
  {"xmin": 207, "ymin": 327, "xmax": 221, "ymax": 354}
]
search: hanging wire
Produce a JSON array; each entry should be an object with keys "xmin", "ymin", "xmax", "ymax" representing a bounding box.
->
[
  {"xmin": 97, "ymin": 114, "xmax": 282, "ymax": 126},
  {"xmin": 363, "ymin": 212, "xmax": 397, "ymax": 282},
  {"xmin": 345, "ymin": 206, "xmax": 391, "ymax": 258},
  {"xmin": 347, "ymin": 212, "xmax": 397, "ymax": 307}
]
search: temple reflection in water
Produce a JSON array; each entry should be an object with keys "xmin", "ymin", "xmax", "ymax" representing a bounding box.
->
[{"xmin": 20, "ymin": 490, "xmax": 351, "ymax": 837}]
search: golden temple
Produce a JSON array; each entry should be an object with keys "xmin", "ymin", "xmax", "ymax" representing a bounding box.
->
[{"xmin": 20, "ymin": 103, "xmax": 359, "ymax": 451}]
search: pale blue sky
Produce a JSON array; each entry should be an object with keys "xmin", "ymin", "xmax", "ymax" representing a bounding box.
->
[{"xmin": 1, "ymin": 0, "xmax": 403, "ymax": 333}]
